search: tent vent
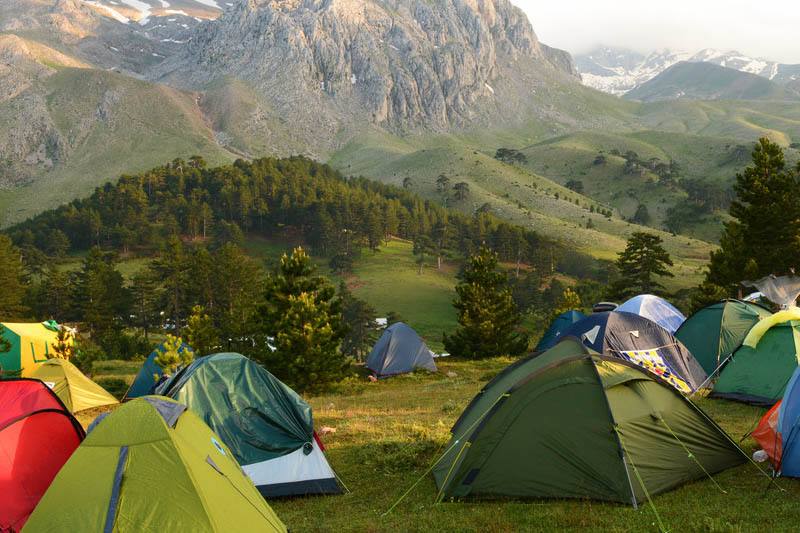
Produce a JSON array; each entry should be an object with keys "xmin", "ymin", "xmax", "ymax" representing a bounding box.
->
[{"xmin": 143, "ymin": 397, "xmax": 187, "ymax": 427}]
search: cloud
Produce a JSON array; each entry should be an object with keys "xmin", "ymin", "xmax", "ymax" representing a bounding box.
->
[{"xmin": 515, "ymin": 0, "xmax": 800, "ymax": 63}]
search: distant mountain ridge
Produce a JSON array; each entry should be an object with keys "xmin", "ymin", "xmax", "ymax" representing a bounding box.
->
[{"xmin": 576, "ymin": 46, "xmax": 800, "ymax": 96}]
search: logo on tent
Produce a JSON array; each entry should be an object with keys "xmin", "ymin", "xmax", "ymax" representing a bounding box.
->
[
  {"xmin": 211, "ymin": 437, "xmax": 226, "ymax": 456},
  {"xmin": 43, "ymin": 381, "xmax": 56, "ymax": 389},
  {"xmin": 619, "ymin": 349, "xmax": 691, "ymax": 393},
  {"xmin": 583, "ymin": 325, "xmax": 601, "ymax": 345}
]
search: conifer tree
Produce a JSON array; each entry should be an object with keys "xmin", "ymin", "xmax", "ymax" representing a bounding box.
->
[
  {"xmin": 0, "ymin": 235, "xmax": 28, "ymax": 319},
  {"xmin": 184, "ymin": 305, "xmax": 219, "ymax": 356},
  {"xmin": 252, "ymin": 247, "xmax": 348, "ymax": 391},
  {"xmin": 154, "ymin": 334, "xmax": 194, "ymax": 376},
  {"xmin": 610, "ymin": 232, "xmax": 674, "ymax": 299},
  {"xmin": 339, "ymin": 282, "xmax": 378, "ymax": 362},
  {"xmin": 706, "ymin": 138, "xmax": 800, "ymax": 292},
  {"xmin": 553, "ymin": 287, "xmax": 582, "ymax": 317},
  {"xmin": 51, "ymin": 327, "xmax": 75, "ymax": 360},
  {"xmin": 444, "ymin": 247, "xmax": 528, "ymax": 358}
]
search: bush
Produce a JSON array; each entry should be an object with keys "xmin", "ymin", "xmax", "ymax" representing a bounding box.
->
[{"xmin": 96, "ymin": 377, "xmax": 129, "ymax": 400}]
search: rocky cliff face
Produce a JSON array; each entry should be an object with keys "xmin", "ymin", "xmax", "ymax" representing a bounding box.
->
[{"xmin": 156, "ymin": 0, "xmax": 578, "ymax": 136}]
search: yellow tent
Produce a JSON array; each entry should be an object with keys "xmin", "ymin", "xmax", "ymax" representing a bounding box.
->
[
  {"xmin": 0, "ymin": 322, "xmax": 66, "ymax": 376},
  {"xmin": 29, "ymin": 358, "xmax": 118, "ymax": 412}
]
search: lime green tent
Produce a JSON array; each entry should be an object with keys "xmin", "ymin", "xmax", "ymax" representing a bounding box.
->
[
  {"xmin": 433, "ymin": 338, "xmax": 745, "ymax": 504},
  {"xmin": 28, "ymin": 358, "xmax": 118, "ymax": 413},
  {"xmin": 24, "ymin": 396, "xmax": 286, "ymax": 532},
  {"xmin": 675, "ymin": 299, "xmax": 771, "ymax": 375},
  {"xmin": 0, "ymin": 322, "xmax": 65, "ymax": 376},
  {"xmin": 714, "ymin": 309, "xmax": 800, "ymax": 405}
]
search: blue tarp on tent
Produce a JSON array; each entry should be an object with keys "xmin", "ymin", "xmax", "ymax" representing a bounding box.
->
[
  {"xmin": 617, "ymin": 294, "xmax": 686, "ymax": 334},
  {"xmin": 535, "ymin": 310, "xmax": 586, "ymax": 351},
  {"xmin": 124, "ymin": 343, "xmax": 193, "ymax": 400}
]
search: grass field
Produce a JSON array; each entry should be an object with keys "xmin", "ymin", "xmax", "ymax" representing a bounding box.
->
[{"xmin": 81, "ymin": 356, "xmax": 799, "ymax": 532}]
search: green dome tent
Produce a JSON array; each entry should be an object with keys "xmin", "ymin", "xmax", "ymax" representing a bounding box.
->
[
  {"xmin": 714, "ymin": 309, "xmax": 800, "ymax": 405},
  {"xmin": 24, "ymin": 396, "xmax": 286, "ymax": 532},
  {"xmin": 433, "ymin": 338, "xmax": 745, "ymax": 504},
  {"xmin": 155, "ymin": 353, "xmax": 341, "ymax": 497},
  {"xmin": 676, "ymin": 299, "xmax": 771, "ymax": 375}
]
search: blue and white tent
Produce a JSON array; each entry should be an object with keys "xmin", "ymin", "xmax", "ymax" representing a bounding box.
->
[{"xmin": 617, "ymin": 294, "xmax": 686, "ymax": 334}]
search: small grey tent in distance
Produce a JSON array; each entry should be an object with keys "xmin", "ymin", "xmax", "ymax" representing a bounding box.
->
[{"xmin": 366, "ymin": 322, "xmax": 437, "ymax": 378}]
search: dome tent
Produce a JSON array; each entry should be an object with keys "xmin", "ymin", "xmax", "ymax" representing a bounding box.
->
[
  {"xmin": 713, "ymin": 309, "xmax": 800, "ymax": 405},
  {"xmin": 557, "ymin": 311, "xmax": 706, "ymax": 393},
  {"xmin": 432, "ymin": 340, "xmax": 745, "ymax": 504},
  {"xmin": 754, "ymin": 366, "xmax": 800, "ymax": 476},
  {"xmin": 675, "ymin": 299, "xmax": 771, "ymax": 375},
  {"xmin": 124, "ymin": 341, "xmax": 194, "ymax": 400},
  {"xmin": 0, "ymin": 379, "xmax": 84, "ymax": 531},
  {"xmin": 24, "ymin": 396, "xmax": 286, "ymax": 532},
  {"xmin": 617, "ymin": 294, "xmax": 686, "ymax": 334},
  {"xmin": 155, "ymin": 353, "xmax": 341, "ymax": 497},
  {"xmin": 534, "ymin": 310, "xmax": 585, "ymax": 351},
  {"xmin": 29, "ymin": 358, "xmax": 118, "ymax": 412},
  {"xmin": 366, "ymin": 322, "xmax": 437, "ymax": 377},
  {"xmin": 0, "ymin": 322, "xmax": 67, "ymax": 376}
]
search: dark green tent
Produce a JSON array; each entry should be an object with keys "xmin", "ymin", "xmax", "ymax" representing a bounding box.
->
[
  {"xmin": 675, "ymin": 299, "xmax": 771, "ymax": 375},
  {"xmin": 433, "ymin": 338, "xmax": 744, "ymax": 504},
  {"xmin": 713, "ymin": 310, "xmax": 800, "ymax": 405}
]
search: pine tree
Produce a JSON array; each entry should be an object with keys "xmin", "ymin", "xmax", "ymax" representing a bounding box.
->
[
  {"xmin": 251, "ymin": 247, "xmax": 348, "ymax": 391},
  {"xmin": 444, "ymin": 247, "xmax": 528, "ymax": 359},
  {"xmin": 552, "ymin": 287, "xmax": 582, "ymax": 317},
  {"xmin": 52, "ymin": 327, "xmax": 75, "ymax": 360},
  {"xmin": 0, "ymin": 235, "xmax": 28, "ymax": 319},
  {"xmin": 610, "ymin": 232, "xmax": 674, "ymax": 299},
  {"xmin": 706, "ymin": 138, "xmax": 800, "ymax": 291},
  {"xmin": 71, "ymin": 247, "xmax": 131, "ymax": 343},
  {"xmin": 184, "ymin": 305, "xmax": 219, "ymax": 356},
  {"xmin": 154, "ymin": 334, "xmax": 194, "ymax": 376},
  {"xmin": 339, "ymin": 282, "xmax": 378, "ymax": 362}
]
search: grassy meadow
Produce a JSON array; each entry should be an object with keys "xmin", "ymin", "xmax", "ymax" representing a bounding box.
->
[{"xmin": 80, "ymin": 355, "xmax": 799, "ymax": 532}]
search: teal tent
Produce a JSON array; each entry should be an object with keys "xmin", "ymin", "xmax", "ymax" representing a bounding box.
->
[
  {"xmin": 535, "ymin": 310, "xmax": 585, "ymax": 351},
  {"xmin": 124, "ymin": 342, "xmax": 193, "ymax": 400}
]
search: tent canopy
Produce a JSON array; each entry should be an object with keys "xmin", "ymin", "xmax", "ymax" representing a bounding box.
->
[
  {"xmin": 0, "ymin": 379, "xmax": 84, "ymax": 531},
  {"xmin": 433, "ymin": 348, "xmax": 744, "ymax": 504},
  {"xmin": 558, "ymin": 311, "xmax": 706, "ymax": 393},
  {"xmin": 535, "ymin": 310, "xmax": 585, "ymax": 351},
  {"xmin": 156, "ymin": 353, "xmax": 341, "ymax": 497},
  {"xmin": 24, "ymin": 396, "xmax": 286, "ymax": 532},
  {"xmin": 124, "ymin": 342, "xmax": 194, "ymax": 400},
  {"xmin": 713, "ymin": 315, "xmax": 800, "ymax": 405},
  {"xmin": 675, "ymin": 299, "xmax": 771, "ymax": 375},
  {"xmin": 617, "ymin": 294, "xmax": 686, "ymax": 334},
  {"xmin": 29, "ymin": 358, "xmax": 118, "ymax": 412},
  {"xmin": 0, "ymin": 322, "xmax": 66, "ymax": 376},
  {"xmin": 366, "ymin": 322, "xmax": 437, "ymax": 377}
]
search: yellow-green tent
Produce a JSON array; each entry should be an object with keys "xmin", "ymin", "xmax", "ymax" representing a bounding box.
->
[
  {"xmin": 28, "ymin": 358, "xmax": 118, "ymax": 412},
  {"xmin": 23, "ymin": 396, "xmax": 287, "ymax": 533},
  {"xmin": 0, "ymin": 322, "xmax": 65, "ymax": 376}
]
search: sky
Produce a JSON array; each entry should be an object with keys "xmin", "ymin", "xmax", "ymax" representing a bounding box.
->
[{"xmin": 515, "ymin": 1, "xmax": 800, "ymax": 63}]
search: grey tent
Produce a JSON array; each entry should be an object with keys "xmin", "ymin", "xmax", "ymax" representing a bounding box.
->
[{"xmin": 366, "ymin": 322, "xmax": 437, "ymax": 377}]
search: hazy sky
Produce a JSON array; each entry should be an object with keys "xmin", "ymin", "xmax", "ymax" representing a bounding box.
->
[{"xmin": 515, "ymin": 1, "xmax": 800, "ymax": 63}]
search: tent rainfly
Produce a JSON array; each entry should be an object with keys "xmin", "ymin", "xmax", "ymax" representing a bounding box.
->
[
  {"xmin": 557, "ymin": 311, "xmax": 706, "ymax": 393},
  {"xmin": 713, "ymin": 308, "xmax": 800, "ymax": 405},
  {"xmin": 155, "ymin": 353, "xmax": 341, "ymax": 497},
  {"xmin": 29, "ymin": 358, "xmax": 119, "ymax": 413},
  {"xmin": 0, "ymin": 379, "xmax": 84, "ymax": 531},
  {"xmin": 124, "ymin": 342, "xmax": 194, "ymax": 400},
  {"xmin": 24, "ymin": 396, "xmax": 287, "ymax": 532},
  {"xmin": 432, "ymin": 338, "xmax": 745, "ymax": 504},
  {"xmin": 0, "ymin": 322, "xmax": 67, "ymax": 376},
  {"xmin": 675, "ymin": 299, "xmax": 771, "ymax": 375},
  {"xmin": 753, "ymin": 366, "xmax": 800, "ymax": 476},
  {"xmin": 366, "ymin": 322, "xmax": 437, "ymax": 377},
  {"xmin": 535, "ymin": 310, "xmax": 586, "ymax": 352},
  {"xmin": 616, "ymin": 294, "xmax": 686, "ymax": 334}
]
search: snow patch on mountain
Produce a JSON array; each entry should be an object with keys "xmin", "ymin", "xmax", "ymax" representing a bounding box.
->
[{"xmin": 577, "ymin": 46, "xmax": 800, "ymax": 95}]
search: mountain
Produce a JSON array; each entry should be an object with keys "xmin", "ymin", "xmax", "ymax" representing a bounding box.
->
[
  {"xmin": 624, "ymin": 62, "xmax": 794, "ymax": 103},
  {"xmin": 576, "ymin": 46, "xmax": 800, "ymax": 96}
]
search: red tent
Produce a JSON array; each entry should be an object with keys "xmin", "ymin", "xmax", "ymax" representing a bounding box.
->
[
  {"xmin": 753, "ymin": 400, "xmax": 783, "ymax": 467},
  {"xmin": 0, "ymin": 379, "xmax": 84, "ymax": 532}
]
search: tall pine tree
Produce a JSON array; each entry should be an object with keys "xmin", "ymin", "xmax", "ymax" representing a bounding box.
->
[
  {"xmin": 706, "ymin": 138, "xmax": 800, "ymax": 292},
  {"xmin": 610, "ymin": 232, "xmax": 674, "ymax": 299},
  {"xmin": 0, "ymin": 235, "xmax": 28, "ymax": 319},
  {"xmin": 251, "ymin": 247, "xmax": 348, "ymax": 391},
  {"xmin": 444, "ymin": 247, "xmax": 528, "ymax": 358}
]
